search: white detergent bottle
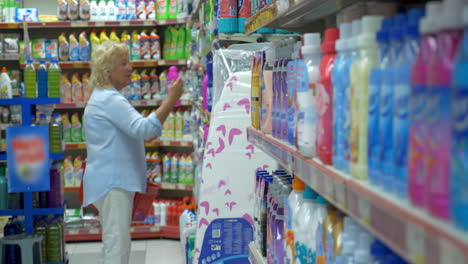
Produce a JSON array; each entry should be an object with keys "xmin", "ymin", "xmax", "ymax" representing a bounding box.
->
[
  {"xmin": 294, "ymin": 186, "xmax": 318, "ymax": 264},
  {"xmin": 0, "ymin": 67, "xmax": 13, "ymax": 99},
  {"xmin": 297, "ymin": 33, "xmax": 321, "ymax": 158},
  {"xmin": 107, "ymin": 0, "xmax": 117, "ymax": 20},
  {"xmin": 90, "ymin": 0, "xmax": 98, "ymax": 20},
  {"xmin": 153, "ymin": 202, "xmax": 161, "ymax": 226},
  {"xmin": 97, "ymin": 0, "xmax": 107, "ymax": 21},
  {"xmin": 354, "ymin": 231, "xmax": 374, "ymax": 264},
  {"xmin": 160, "ymin": 202, "xmax": 167, "ymax": 226}
]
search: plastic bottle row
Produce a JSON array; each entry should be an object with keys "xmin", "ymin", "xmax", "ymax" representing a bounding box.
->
[
  {"xmin": 3, "ymin": 215, "xmax": 65, "ymax": 263},
  {"xmin": 60, "ymin": 72, "xmax": 91, "ymax": 103},
  {"xmin": 157, "ymin": 108, "xmax": 192, "ymax": 141},
  {"xmin": 251, "ymin": 0, "xmax": 468, "ymax": 230},
  {"xmin": 57, "ymin": 0, "xmax": 189, "ymax": 21},
  {"xmin": 0, "ymin": 164, "xmax": 64, "ymax": 210},
  {"xmin": 149, "ymin": 152, "xmax": 194, "ymax": 184},
  {"xmin": 254, "ymin": 170, "xmax": 408, "ymax": 264},
  {"xmin": 146, "ymin": 197, "xmax": 194, "ymax": 227},
  {"xmin": 63, "ymin": 155, "xmax": 85, "ymax": 188},
  {"xmin": 22, "ymin": 60, "xmax": 62, "ymax": 99}
]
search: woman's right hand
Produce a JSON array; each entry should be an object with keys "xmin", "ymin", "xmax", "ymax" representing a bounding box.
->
[{"xmin": 167, "ymin": 77, "xmax": 184, "ymax": 102}]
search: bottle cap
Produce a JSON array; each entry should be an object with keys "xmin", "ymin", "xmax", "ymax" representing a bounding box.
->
[
  {"xmin": 302, "ymin": 186, "xmax": 317, "ymax": 200},
  {"xmin": 420, "ymin": 2, "xmax": 442, "ymax": 34},
  {"xmin": 292, "ymin": 177, "xmax": 305, "ymax": 191},
  {"xmin": 439, "ymin": 0, "xmax": 466, "ymax": 30},
  {"xmin": 27, "ymin": 60, "xmax": 33, "ymax": 63},
  {"xmin": 316, "ymin": 195, "xmax": 327, "ymax": 205},
  {"xmin": 358, "ymin": 15, "xmax": 384, "ymax": 48},
  {"xmin": 322, "ymin": 28, "xmax": 339, "ymax": 53},
  {"xmin": 302, "ymin": 33, "xmax": 321, "ymax": 55},
  {"xmin": 390, "ymin": 14, "xmax": 406, "ymax": 41},
  {"xmin": 336, "ymin": 23, "xmax": 351, "ymax": 51},
  {"xmin": 1, "ymin": 67, "xmax": 6, "ymax": 73},
  {"xmin": 376, "ymin": 17, "xmax": 393, "ymax": 43},
  {"xmin": 350, "ymin": 19, "xmax": 362, "ymax": 50},
  {"xmin": 40, "ymin": 114, "xmax": 46, "ymax": 118},
  {"xmin": 370, "ymin": 240, "xmax": 392, "ymax": 258}
]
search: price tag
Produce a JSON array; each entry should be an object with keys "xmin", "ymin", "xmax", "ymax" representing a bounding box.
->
[
  {"xmin": 440, "ymin": 239, "xmax": 466, "ymax": 264},
  {"xmin": 159, "ymin": 20, "xmax": 167, "ymax": 25},
  {"xmin": 406, "ymin": 223, "xmax": 426, "ymax": 264},
  {"xmin": 150, "ymin": 226, "xmax": 160, "ymax": 232},
  {"xmin": 95, "ymin": 21, "xmax": 105, "ymax": 27},
  {"xmin": 120, "ymin": 21, "xmax": 130, "ymax": 26},
  {"xmin": 68, "ymin": 229, "xmax": 79, "ymax": 235},
  {"xmin": 159, "ymin": 60, "xmax": 167, "ymax": 66},
  {"xmin": 162, "ymin": 140, "xmax": 170, "ymax": 146},
  {"xmin": 144, "ymin": 20, "xmax": 153, "ymax": 26},
  {"xmin": 72, "ymin": 62, "xmax": 83, "ymax": 68},
  {"xmin": 358, "ymin": 196, "xmax": 371, "ymax": 226},
  {"xmin": 143, "ymin": 61, "xmax": 154, "ymax": 67},
  {"xmin": 178, "ymin": 59, "xmax": 186, "ymax": 65},
  {"xmin": 130, "ymin": 227, "xmax": 135, "ymax": 232},
  {"xmin": 334, "ymin": 179, "xmax": 346, "ymax": 209},
  {"xmin": 71, "ymin": 21, "xmax": 86, "ymax": 27},
  {"xmin": 89, "ymin": 228, "xmax": 100, "ymax": 234}
]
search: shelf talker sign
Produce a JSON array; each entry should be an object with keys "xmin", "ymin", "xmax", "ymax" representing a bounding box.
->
[{"xmin": 7, "ymin": 126, "xmax": 50, "ymax": 192}]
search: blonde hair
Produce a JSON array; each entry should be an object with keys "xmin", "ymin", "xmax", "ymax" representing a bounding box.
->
[{"xmin": 89, "ymin": 41, "xmax": 129, "ymax": 89}]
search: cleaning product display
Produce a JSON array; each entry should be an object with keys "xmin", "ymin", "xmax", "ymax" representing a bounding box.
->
[{"xmin": 248, "ymin": 0, "xmax": 468, "ymax": 229}]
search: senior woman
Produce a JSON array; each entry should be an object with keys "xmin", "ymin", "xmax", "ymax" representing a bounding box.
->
[{"xmin": 82, "ymin": 41, "xmax": 183, "ymax": 264}]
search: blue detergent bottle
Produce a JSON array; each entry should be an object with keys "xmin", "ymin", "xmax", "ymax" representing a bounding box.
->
[
  {"xmin": 332, "ymin": 22, "xmax": 352, "ymax": 172},
  {"xmin": 379, "ymin": 14, "xmax": 406, "ymax": 192},
  {"xmin": 451, "ymin": 4, "xmax": 468, "ymax": 231},
  {"xmin": 368, "ymin": 18, "xmax": 393, "ymax": 187},
  {"xmin": 392, "ymin": 8, "xmax": 425, "ymax": 198},
  {"xmin": 37, "ymin": 60, "xmax": 48, "ymax": 98}
]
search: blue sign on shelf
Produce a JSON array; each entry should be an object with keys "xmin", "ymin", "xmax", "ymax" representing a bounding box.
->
[{"xmin": 6, "ymin": 126, "xmax": 50, "ymax": 192}]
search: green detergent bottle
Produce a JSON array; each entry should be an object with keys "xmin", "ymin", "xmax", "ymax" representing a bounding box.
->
[
  {"xmin": 184, "ymin": 26, "xmax": 192, "ymax": 59},
  {"xmin": 176, "ymin": 27, "xmax": 186, "ymax": 59},
  {"xmin": 163, "ymin": 27, "xmax": 171, "ymax": 59}
]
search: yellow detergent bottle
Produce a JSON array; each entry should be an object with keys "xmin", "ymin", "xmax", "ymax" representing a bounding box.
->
[
  {"xmin": 110, "ymin": 28, "xmax": 120, "ymax": 42},
  {"xmin": 349, "ymin": 16, "xmax": 383, "ymax": 180},
  {"xmin": 69, "ymin": 33, "xmax": 80, "ymax": 61},
  {"xmin": 90, "ymin": 29, "xmax": 101, "ymax": 54},
  {"xmin": 61, "ymin": 73, "xmax": 72, "ymax": 103},
  {"xmin": 58, "ymin": 32, "xmax": 70, "ymax": 61},
  {"xmin": 99, "ymin": 29, "xmax": 110, "ymax": 43},
  {"xmin": 78, "ymin": 31, "xmax": 90, "ymax": 61},
  {"xmin": 131, "ymin": 30, "xmax": 141, "ymax": 61},
  {"xmin": 121, "ymin": 30, "xmax": 131, "ymax": 56},
  {"xmin": 71, "ymin": 72, "xmax": 83, "ymax": 103}
]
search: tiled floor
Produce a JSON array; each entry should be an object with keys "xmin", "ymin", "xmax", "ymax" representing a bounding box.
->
[{"xmin": 67, "ymin": 239, "xmax": 185, "ymax": 264}]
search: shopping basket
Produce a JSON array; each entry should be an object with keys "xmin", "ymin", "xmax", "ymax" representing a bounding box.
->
[{"xmin": 131, "ymin": 181, "xmax": 162, "ymax": 221}]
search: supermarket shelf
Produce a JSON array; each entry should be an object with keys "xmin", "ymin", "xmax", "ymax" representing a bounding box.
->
[
  {"xmin": 0, "ymin": 54, "xmax": 20, "ymax": 61},
  {"xmin": 0, "ymin": 207, "xmax": 64, "ymax": 216},
  {"xmin": 248, "ymin": 242, "xmax": 266, "ymax": 264},
  {"xmin": 19, "ymin": 59, "xmax": 187, "ymax": 69},
  {"xmin": 64, "ymin": 187, "xmax": 80, "ymax": 192},
  {"xmin": 55, "ymin": 99, "xmax": 191, "ymax": 109},
  {"xmin": 0, "ymin": 97, "xmax": 60, "ymax": 105},
  {"xmin": 245, "ymin": 0, "xmax": 360, "ymax": 33},
  {"xmin": 65, "ymin": 140, "xmax": 192, "ymax": 150},
  {"xmin": 0, "ymin": 152, "xmax": 63, "ymax": 162},
  {"xmin": 160, "ymin": 183, "xmax": 193, "ymax": 191},
  {"xmin": 247, "ymin": 127, "xmax": 468, "ymax": 263},
  {"xmin": 0, "ymin": 209, "xmax": 24, "ymax": 216},
  {"xmin": 9, "ymin": 18, "xmax": 189, "ymax": 28},
  {"xmin": 218, "ymin": 33, "xmax": 298, "ymax": 43},
  {"xmin": 65, "ymin": 225, "xmax": 180, "ymax": 242}
]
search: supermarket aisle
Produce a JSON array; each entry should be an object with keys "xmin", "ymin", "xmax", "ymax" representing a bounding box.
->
[{"xmin": 67, "ymin": 239, "xmax": 185, "ymax": 264}]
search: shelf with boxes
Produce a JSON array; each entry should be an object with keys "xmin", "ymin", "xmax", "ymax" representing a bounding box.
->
[{"xmin": 247, "ymin": 127, "xmax": 468, "ymax": 263}]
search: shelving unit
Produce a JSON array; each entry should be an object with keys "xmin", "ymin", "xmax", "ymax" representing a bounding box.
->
[
  {"xmin": 0, "ymin": 17, "xmax": 189, "ymax": 29},
  {"xmin": 247, "ymin": 127, "xmax": 468, "ymax": 264},
  {"xmin": 0, "ymin": 97, "xmax": 66, "ymax": 264},
  {"xmin": 64, "ymin": 140, "xmax": 193, "ymax": 150},
  {"xmin": 245, "ymin": 0, "xmax": 360, "ymax": 33},
  {"xmin": 19, "ymin": 59, "xmax": 188, "ymax": 70},
  {"xmin": 54, "ymin": 99, "xmax": 191, "ymax": 109},
  {"xmin": 64, "ymin": 183, "xmax": 193, "ymax": 192}
]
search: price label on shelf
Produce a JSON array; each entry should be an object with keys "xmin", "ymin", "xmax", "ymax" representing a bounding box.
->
[
  {"xmin": 150, "ymin": 226, "xmax": 160, "ymax": 232},
  {"xmin": 120, "ymin": 21, "xmax": 130, "ymax": 26},
  {"xmin": 159, "ymin": 20, "xmax": 167, "ymax": 25},
  {"xmin": 159, "ymin": 60, "xmax": 167, "ymax": 66},
  {"xmin": 406, "ymin": 223, "xmax": 426, "ymax": 264},
  {"xmin": 71, "ymin": 21, "xmax": 87, "ymax": 27},
  {"xmin": 95, "ymin": 21, "xmax": 105, "ymax": 27},
  {"xmin": 178, "ymin": 59, "xmax": 186, "ymax": 65},
  {"xmin": 68, "ymin": 229, "xmax": 79, "ymax": 235},
  {"xmin": 143, "ymin": 20, "xmax": 153, "ymax": 26},
  {"xmin": 440, "ymin": 238, "xmax": 466, "ymax": 264},
  {"xmin": 89, "ymin": 228, "xmax": 100, "ymax": 234},
  {"xmin": 130, "ymin": 227, "xmax": 135, "ymax": 232},
  {"xmin": 144, "ymin": 61, "xmax": 154, "ymax": 67},
  {"xmin": 358, "ymin": 196, "xmax": 371, "ymax": 226}
]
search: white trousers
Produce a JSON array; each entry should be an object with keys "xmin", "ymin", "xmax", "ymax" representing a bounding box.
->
[{"xmin": 94, "ymin": 188, "xmax": 135, "ymax": 264}]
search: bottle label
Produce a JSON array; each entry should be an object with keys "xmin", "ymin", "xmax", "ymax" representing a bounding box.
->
[
  {"xmin": 350, "ymin": 83, "xmax": 360, "ymax": 163},
  {"xmin": 393, "ymin": 82, "xmax": 410, "ymax": 187},
  {"xmin": 326, "ymin": 230, "xmax": 334, "ymax": 264},
  {"xmin": 408, "ymin": 84, "xmax": 427, "ymax": 184},
  {"xmin": 368, "ymin": 68, "xmax": 381, "ymax": 173},
  {"xmin": 220, "ymin": 0, "xmax": 237, "ymax": 18},
  {"xmin": 379, "ymin": 80, "xmax": 393, "ymax": 176},
  {"xmin": 315, "ymin": 223, "xmax": 324, "ymax": 262}
]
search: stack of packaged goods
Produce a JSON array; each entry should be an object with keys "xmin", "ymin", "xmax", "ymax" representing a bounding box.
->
[{"xmin": 250, "ymin": 0, "xmax": 468, "ymax": 231}]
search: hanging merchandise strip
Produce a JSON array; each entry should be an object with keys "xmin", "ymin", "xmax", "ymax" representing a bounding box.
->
[{"xmin": 247, "ymin": 127, "xmax": 468, "ymax": 264}]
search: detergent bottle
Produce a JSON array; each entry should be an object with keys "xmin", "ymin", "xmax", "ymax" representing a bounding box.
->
[
  {"xmin": 426, "ymin": 0, "xmax": 464, "ymax": 220},
  {"xmin": 116, "ymin": 0, "xmax": 126, "ymax": 19},
  {"xmin": 0, "ymin": 67, "xmax": 12, "ymax": 99},
  {"xmin": 109, "ymin": 29, "xmax": 120, "ymax": 42},
  {"xmin": 97, "ymin": 0, "xmax": 107, "ymax": 20},
  {"xmin": 167, "ymin": 66, "xmax": 179, "ymax": 90},
  {"xmin": 131, "ymin": 70, "xmax": 142, "ymax": 100},
  {"xmin": 131, "ymin": 30, "xmax": 141, "ymax": 60},
  {"xmin": 176, "ymin": 27, "xmax": 186, "ymax": 59},
  {"xmin": 314, "ymin": 196, "xmax": 328, "ymax": 264},
  {"xmin": 160, "ymin": 70, "xmax": 168, "ymax": 98},
  {"xmin": 379, "ymin": 14, "xmax": 407, "ymax": 192},
  {"xmin": 61, "ymin": 73, "xmax": 72, "ymax": 103},
  {"xmin": 332, "ymin": 22, "xmax": 353, "ymax": 173},
  {"xmin": 408, "ymin": 2, "xmax": 440, "ymax": 208},
  {"xmin": 150, "ymin": 29, "xmax": 161, "ymax": 60},
  {"xmin": 90, "ymin": 0, "xmax": 98, "ymax": 20},
  {"xmin": 368, "ymin": 18, "xmax": 393, "ymax": 187},
  {"xmin": 163, "ymin": 27, "xmax": 171, "ymax": 59},
  {"xmin": 58, "ymin": 33, "xmax": 70, "ymax": 61},
  {"xmin": 69, "ymin": 33, "xmax": 80, "ymax": 61},
  {"xmin": 317, "ymin": 28, "xmax": 339, "ymax": 165},
  {"xmin": 451, "ymin": 4, "xmax": 468, "ymax": 231},
  {"xmin": 80, "ymin": 0, "xmax": 91, "ymax": 20},
  {"xmin": 107, "ymin": 0, "xmax": 117, "ymax": 20},
  {"xmin": 392, "ymin": 9, "xmax": 425, "ymax": 197},
  {"xmin": 90, "ymin": 29, "xmax": 101, "ymax": 54},
  {"xmin": 141, "ymin": 69, "xmax": 151, "ymax": 99},
  {"xmin": 285, "ymin": 177, "xmax": 304, "ymax": 263},
  {"xmin": 126, "ymin": 0, "xmax": 137, "ymax": 19},
  {"xmin": 71, "ymin": 72, "xmax": 83, "ymax": 103},
  {"xmin": 79, "ymin": 31, "xmax": 90, "ymax": 61},
  {"xmin": 297, "ymin": 33, "xmax": 321, "ymax": 158},
  {"xmin": 349, "ymin": 16, "xmax": 383, "ymax": 180},
  {"xmin": 100, "ymin": 29, "xmax": 110, "ymax": 42},
  {"xmin": 121, "ymin": 30, "xmax": 131, "ymax": 56},
  {"xmin": 140, "ymin": 30, "xmax": 151, "ymax": 60},
  {"xmin": 156, "ymin": 0, "xmax": 168, "ymax": 19},
  {"xmin": 184, "ymin": 27, "xmax": 192, "ymax": 59}
]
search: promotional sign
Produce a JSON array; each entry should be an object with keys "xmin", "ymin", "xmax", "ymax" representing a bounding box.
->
[{"xmin": 7, "ymin": 126, "xmax": 50, "ymax": 192}]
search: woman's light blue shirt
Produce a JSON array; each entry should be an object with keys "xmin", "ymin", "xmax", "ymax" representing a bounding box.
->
[{"xmin": 83, "ymin": 87, "xmax": 162, "ymax": 206}]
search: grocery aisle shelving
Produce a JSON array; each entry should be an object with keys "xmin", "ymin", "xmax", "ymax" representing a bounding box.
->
[
  {"xmin": 245, "ymin": 0, "xmax": 360, "ymax": 33},
  {"xmin": 65, "ymin": 225, "xmax": 180, "ymax": 242},
  {"xmin": 64, "ymin": 141, "xmax": 192, "ymax": 150},
  {"xmin": 64, "ymin": 183, "xmax": 193, "ymax": 193},
  {"xmin": 0, "ymin": 17, "xmax": 189, "ymax": 29},
  {"xmin": 19, "ymin": 59, "xmax": 187, "ymax": 70},
  {"xmin": 54, "ymin": 99, "xmax": 191, "ymax": 109},
  {"xmin": 247, "ymin": 127, "xmax": 468, "ymax": 264}
]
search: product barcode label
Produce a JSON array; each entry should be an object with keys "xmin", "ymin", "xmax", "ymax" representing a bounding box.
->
[{"xmin": 212, "ymin": 229, "xmax": 221, "ymax": 238}]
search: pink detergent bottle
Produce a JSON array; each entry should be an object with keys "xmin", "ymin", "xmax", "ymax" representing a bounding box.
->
[
  {"xmin": 408, "ymin": 2, "xmax": 440, "ymax": 208},
  {"xmin": 167, "ymin": 66, "xmax": 179, "ymax": 89},
  {"xmin": 317, "ymin": 28, "xmax": 339, "ymax": 165},
  {"xmin": 426, "ymin": 0, "xmax": 464, "ymax": 220}
]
